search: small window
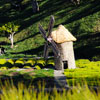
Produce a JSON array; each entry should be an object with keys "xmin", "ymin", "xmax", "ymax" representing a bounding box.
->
[{"xmin": 63, "ymin": 61, "xmax": 68, "ymax": 69}]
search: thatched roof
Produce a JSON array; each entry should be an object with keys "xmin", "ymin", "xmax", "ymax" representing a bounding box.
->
[{"xmin": 51, "ymin": 25, "xmax": 76, "ymax": 43}]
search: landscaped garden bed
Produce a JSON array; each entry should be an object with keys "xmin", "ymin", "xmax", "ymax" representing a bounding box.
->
[
  {"xmin": 0, "ymin": 58, "xmax": 54, "ymax": 88},
  {"xmin": 0, "ymin": 58, "xmax": 100, "ymax": 87},
  {"xmin": 0, "ymin": 58, "xmax": 100, "ymax": 100}
]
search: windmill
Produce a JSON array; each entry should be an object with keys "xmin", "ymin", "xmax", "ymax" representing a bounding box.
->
[
  {"xmin": 39, "ymin": 16, "xmax": 76, "ymax": 70},
  {"xmin": 39, "ymin": 15, "xmax": 60, "ymax": 59}
]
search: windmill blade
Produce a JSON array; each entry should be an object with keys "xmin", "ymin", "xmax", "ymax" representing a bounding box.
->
[
  {"xmin": 43, "ymin": 42, "xmax": 49, "ymax": 59},
  {"xmin": 39, "ymin": 24, "xmax": 47, "ymax": 41},
  {"xmin": 48, "ymin": 15, "xmax": 55, "ymax": 37},
  {"xmin": 50, "ymin": 40, "xmax": 60, "ymax": 57}
]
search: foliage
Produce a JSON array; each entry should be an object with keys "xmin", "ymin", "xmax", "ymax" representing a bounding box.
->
[
  {"xmin": 0, "ymin": 59, "xmax": 6, "ymax": 65},
  {"xmin": 0, "ymin": 58, "xmax": 54, "ymax": 69},
  {"xmin": 0, "ymin": 66, "xmax": 7, "ymax": 70},
  {"xmin": 47, "ymin": 58, "xmax": 54, "ymax": 65},
  {"xmin": 23, "ymin": 66, "xmax": 31, "ymax": 68},
  {"xmin": 25, "ymin": 59, "xmax": 36, "ymax": 66},
  {"xmin": 0, "ymin": 22, "xmax": 19, "ymax": 35},
  {"xmin": 34, "ymin": 64, "xmax": 41, "ymax": 70},
  {"xmin": 64, "ymin": 59, "xmax": 100, "ymax": 86},
  {"xmin": 14, "ymin": 60, "xmax": 24, "ymax": 68},
  {"xmin": 0, "ymin": 22, "xmax": 20, "ymax": 48},
  {"xmin": 36, "ymin": 59, "xmax": 46, "ymax": 66},
  {"xmin": 0, "ymin": 68, "xmax": 54, "ymax": 81},
  {"xmin": 0, "ymin": 0, "xmax": 100, "ymax": 58},
  {"xmin": 0, "ymin": 81, "xmax": 100, "ymax": 100},
  {"xmin": 7, "ymin": 59, "xmax": 14, "ymax": 65}
]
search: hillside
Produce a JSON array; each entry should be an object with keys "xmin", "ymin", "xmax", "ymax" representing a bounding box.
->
[{"xmin": 0, "ymin": 0, "xmax": 100, "ymax": 60}]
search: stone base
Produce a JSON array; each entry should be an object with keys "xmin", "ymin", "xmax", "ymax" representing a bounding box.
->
[{"xmin": 54, "ymin": 56, "xmax": 63, "ymax": 70}]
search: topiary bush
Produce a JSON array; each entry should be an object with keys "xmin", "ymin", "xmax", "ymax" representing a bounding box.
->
[
  {"xmin": 36, "ymin": 59, "xmax": 46, "ymax": 66},
  {"xmin": 25, "ymin": 59, "xmax": 36, "ymax": 67},
  {"xmin": 14, "ymin": 59, "xmax": 24, "ymax": 68},
  {"xmin": 0, "ymin": 59, "xmax": 7, "ymax": 65}
]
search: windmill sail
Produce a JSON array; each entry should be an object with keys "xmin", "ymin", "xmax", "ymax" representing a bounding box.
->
[
  {"xmin": 48, "ymin": 15, "xmax": 55, "ymax": 36},
  {"xmin": 50, "ymin": 40, "xmax": 60, "ymax": 57},
  {"xmin": 43, "ymin": 42, "xmax": 49, "ymax": 59},
  {"xmin": 38, "ymin": 15, "xmax": 60, "ymax": 59},
  {"xmin": 39, "ymin": 24, "xmax": 47, "ymax": 41}
]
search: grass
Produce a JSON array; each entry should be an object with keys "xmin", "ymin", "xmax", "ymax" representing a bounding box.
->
[
  {"xmin": 64, "ymin": 59, "xmax": 100, "ymax": 86},
  {"xmin": 0, "ymin": 0, "xmax": 100, "ymax": 60},
  {"xmin": 0, "ymin": 68, "xmax": 54, "ymax": 79},
  {"xmin": 0, "ymin": 59, "xmax": 100, "ymax": 99},
  {"xmin": 0, "ymin": 58, "xmax": 54, "ymax": 88},
  {"xmin": 0, "ymin": 68, "xmax": 54, "ymax": 89},
  {"xmin": 0, "ymin": 80, "xmax": 100, "ymax": 100},
  {"xmin": 0, "ymin": 58, "xmax": 100, "ymax": 87}
]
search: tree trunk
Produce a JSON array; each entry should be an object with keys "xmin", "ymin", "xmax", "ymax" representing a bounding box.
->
[
  {"xmin": 32, "ymin": 0, "xmax": 39, "ymax": 13},
  {"xmin": 9, "ymin": 34, "xmax": 14, "ymax": 48}
]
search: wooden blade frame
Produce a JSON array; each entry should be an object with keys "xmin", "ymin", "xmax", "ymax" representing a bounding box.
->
[
  {"xmin": 39, "ymin": 24, "xmax": 47, "ymax": 41},
  {"xmin": 38, "ymin": 15, "xmax": 60, "ymax": 59},
  {"xmin": 43, "ymin": 42, "xmax": 49, "ymax": 59},
  {"xmin": 50, "ymin": 40, "xmax": 60, "ymax": 57},
  {"xmin": 48, "ymin": 15, "xmax": 55, "ymax": 37}
]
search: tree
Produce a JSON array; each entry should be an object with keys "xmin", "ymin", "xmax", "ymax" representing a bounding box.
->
[
  {"xmin": 0, "ymin": 22, "xmax": 20, "ymax": 48},
  {"xmin": 32, "ymin": 0, "xmax": 39, "ymax": 13}
]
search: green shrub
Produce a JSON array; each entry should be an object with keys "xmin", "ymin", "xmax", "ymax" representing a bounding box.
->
[
  {"xmin": 4, "ymin": 62, "xmax": 13, "ymax": 68},
  {"xmin": 36, "ymin": 59, "xmax": 46, "ymax": 66},
  {"xmin": 23, "ymin": 66, "xmax": 31, "ymax": 69},
  {"xmin": 76, "ymin": 59, "xmax": 90, "ymax": 68},
  {"xmin": 0, "ymin": 59, "xmax": 6, "ymax": 65},
  {"xmin": 0, "ymin": 66, "xmax": 7, "ymax": 70},
  {"xmin": 10, "ymin": 66, "xmax": 19, "ymax": 69},
  {"xmin": 25, "ymin": 59, "xmax": 36, "ymax": 67},
  {"xmin": 34, "ymin": 64, "xmax": 41, "ymax": 70},
  {"xmin": 47, "ymin": 59, "xmax": 54, "ymax": 65},
  {"xmin": 14, "ymin": 59, "xmax": 24, "ymax": 68}
]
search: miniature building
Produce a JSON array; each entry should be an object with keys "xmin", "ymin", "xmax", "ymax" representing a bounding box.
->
[{"xmin": 51, "ymin": 25, "xmax": 77, "ymax": 70}]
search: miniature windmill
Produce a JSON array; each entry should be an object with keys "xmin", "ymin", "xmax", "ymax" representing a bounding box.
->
[
  {"xmin": 39, "ymin": 15, "xmax": 60, "ymax": 59},
  {"xmin": 51, "ymin": 25, "xmax": 77, "ymax": 70},
  {"xmin": 39, "ymin": 15, "xmax": 77, "ymax": 70}
]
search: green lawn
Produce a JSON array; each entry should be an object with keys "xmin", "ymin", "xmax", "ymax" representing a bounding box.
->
[
  {"xmin": 0, "ymin": 58, "xmax": 54, "ymax": 87},
  {"xmin": 0, "ymin": 68, "xmax": 54, "ymax": 88},
  {"xmin": 0, "ymin": 0, "xmax": 100, "ymax": 60},
  {"xmin": 64, "ymin": 59, "xmax": 100, "ymax": 86},
  {"xmin": 0, "ymin": 59, "xmax": 100, "ymax": 100},
  {"xmin": 0, "ymin": 58, "xmax": 100, "ymax": 87}
]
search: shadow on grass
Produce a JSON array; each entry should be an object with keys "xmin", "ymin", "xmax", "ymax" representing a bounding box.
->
[
  {"xmin": 75, "ymin": 32, "xmax": 100, "ymax": 60},
  {"xmin": 0, "ymin": 73, "xmax": 54, "ymax": 88},
  {"xmin": 62, "ymin": 0, "xmax": 100, "ymax": 24},
  {"xmin": 1, "ymin": 0, "xmax": 100, "ymax": 30},
  {"xmin": 11, "ymin": 45, "xmax": 44, "ymax": 55},
  {"xmin": 10, "ymin": 45, "xmax": 54, "ymax": 58},
  {"xmin": 0, "ymin": 0, "xmax": 75, "ymax": 30},
  {"xmin": 1, "ymin": 0, "xmax": 100, "ymax": 60},
  {"xmin": 14, "ymin": 32, "xmax": 39, "ymax": 44},
  {"xmin": 67, "ymin": 75, "xmax": 100, "ymax": 87},
  {"xmin": 0, "ymin": 41, "xmax": 10, "ymax": 45}
]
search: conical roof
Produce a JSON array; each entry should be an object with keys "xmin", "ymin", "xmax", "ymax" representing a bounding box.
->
[{"xmin": 51, "ymin": 25, "xmax": 76, "ymax": 43}]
